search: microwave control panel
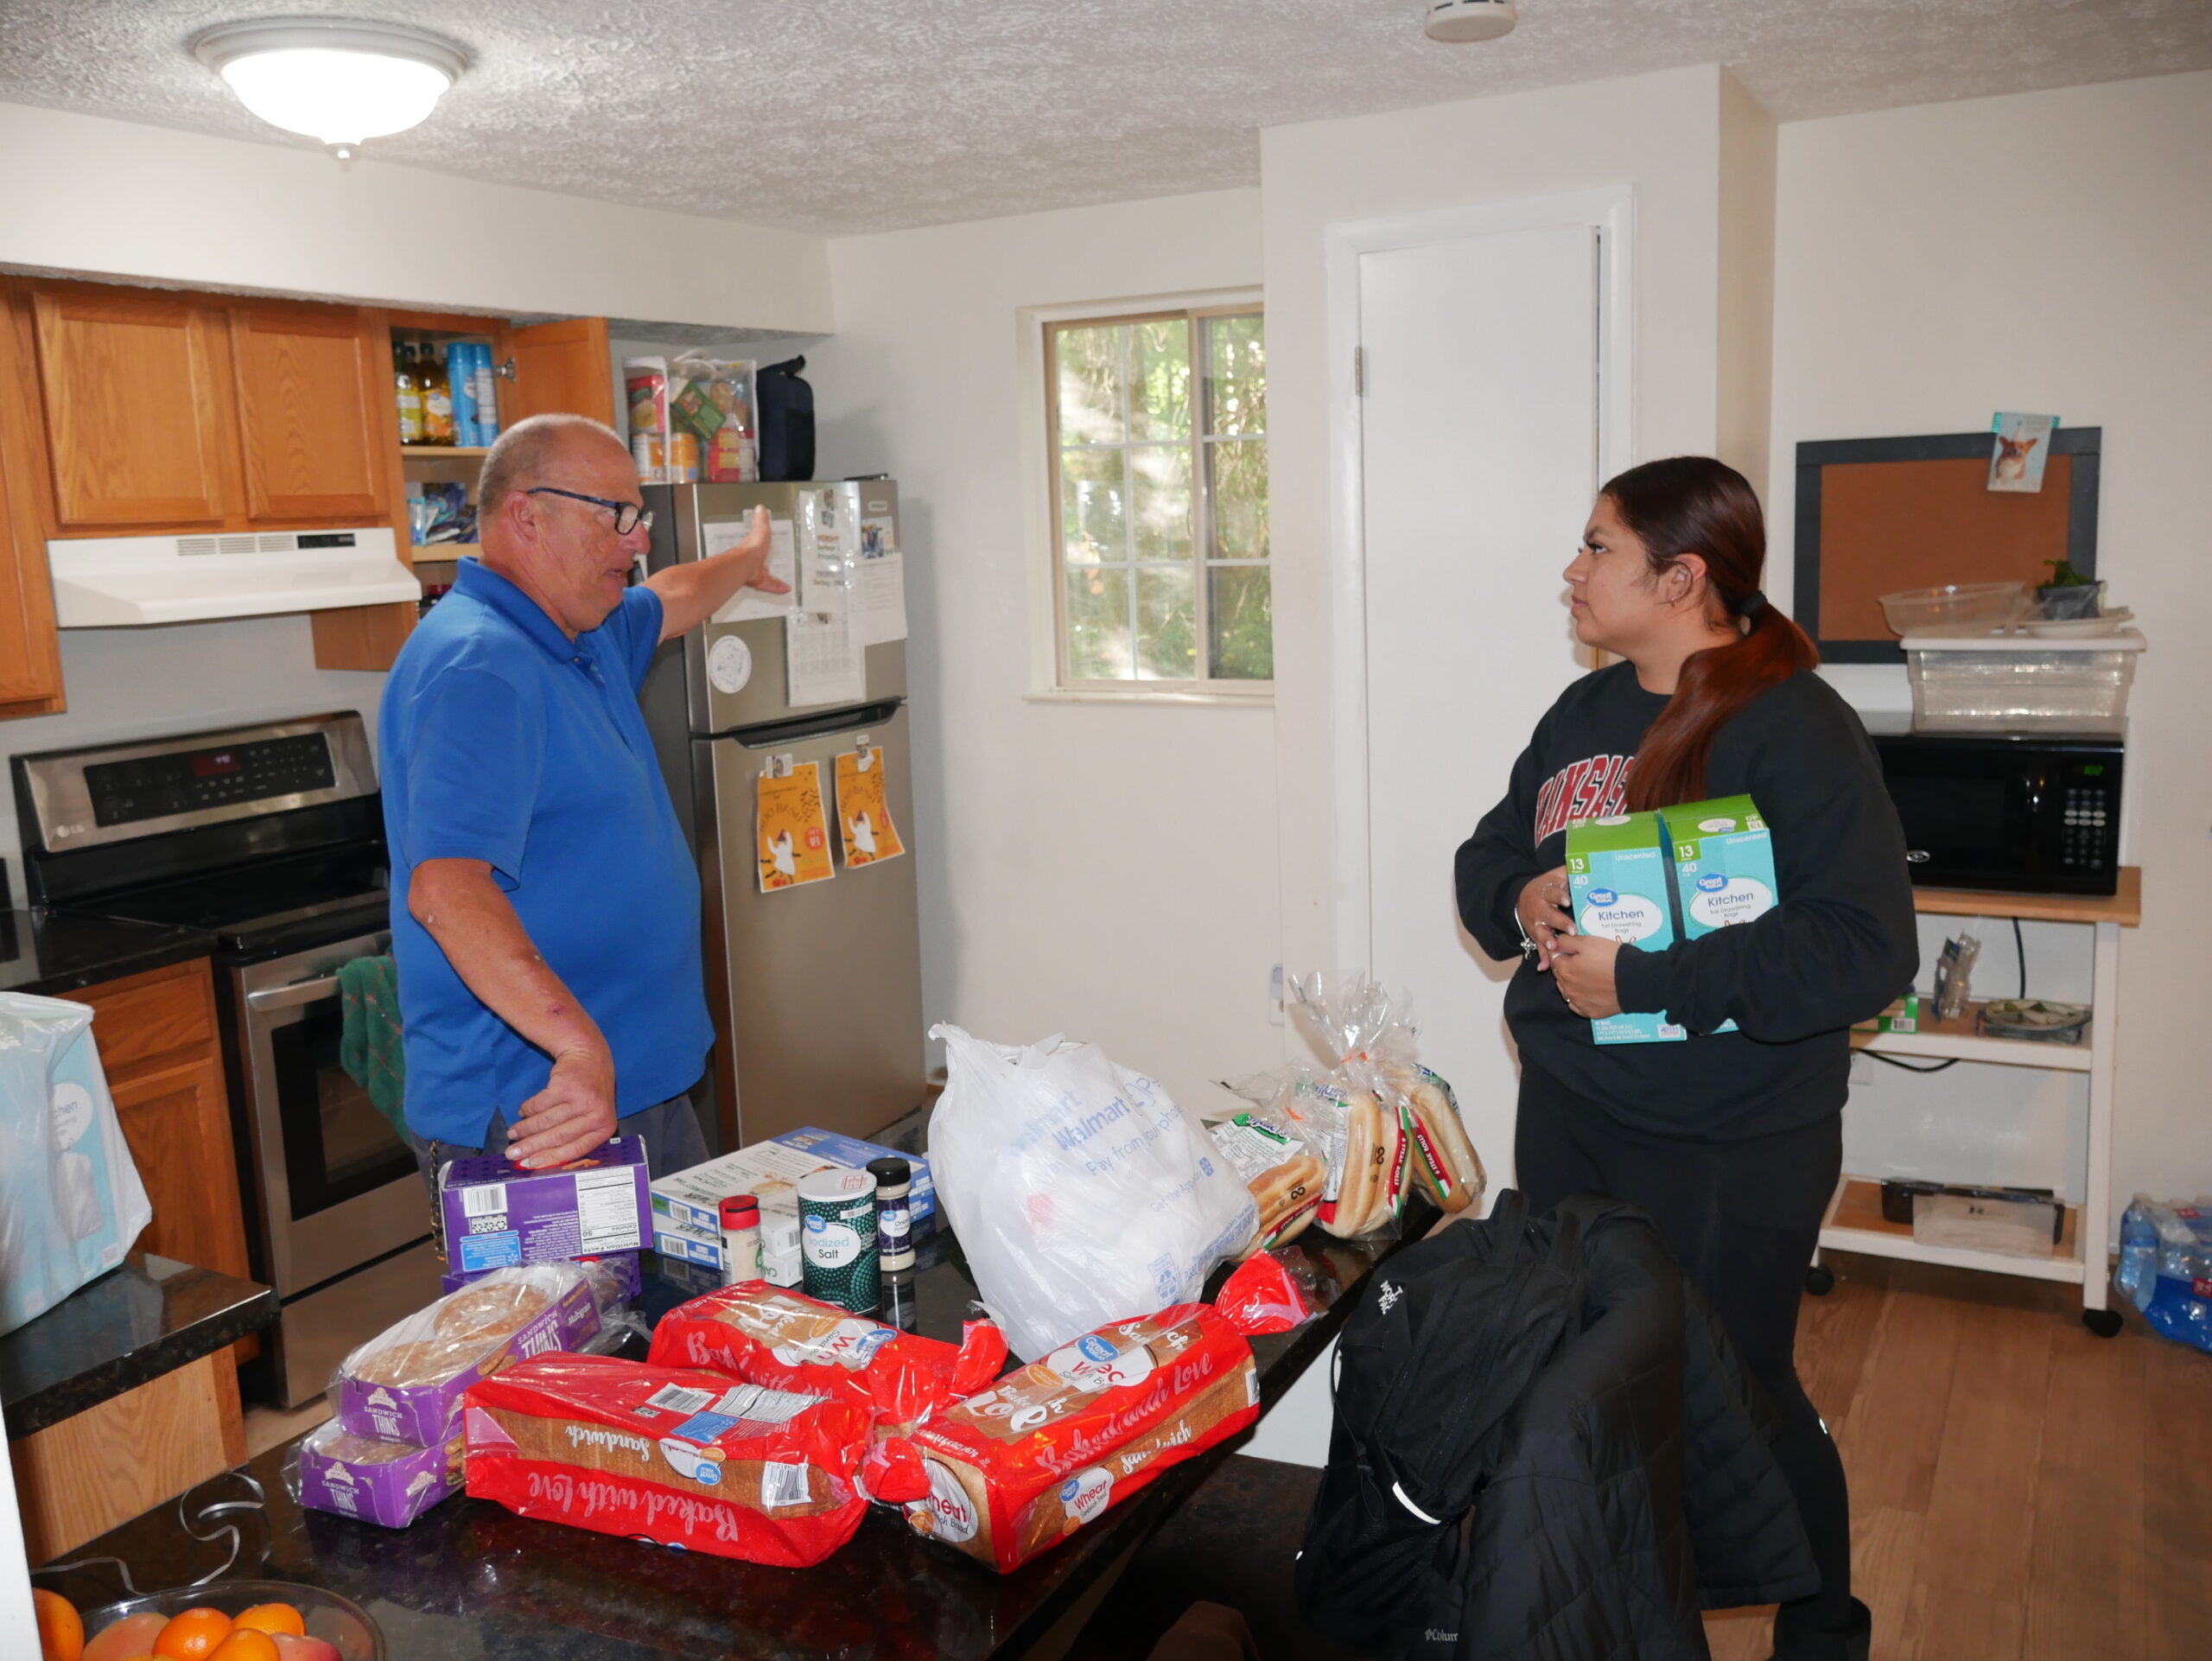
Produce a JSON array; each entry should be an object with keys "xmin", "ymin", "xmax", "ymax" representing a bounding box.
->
[{"xmin": 2060, "ymin": 779, "xmax": 2116, "ymax": 870}]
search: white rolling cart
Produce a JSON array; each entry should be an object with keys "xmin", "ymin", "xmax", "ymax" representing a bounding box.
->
[{"xmin": 1808, "ymin": 869, "xmax": 2141, "ymax": 1336}]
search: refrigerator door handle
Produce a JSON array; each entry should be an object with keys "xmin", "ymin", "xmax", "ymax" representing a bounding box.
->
[{"xmin": 718, "ymin": 698, "xmax": 906, "ymax": 748}]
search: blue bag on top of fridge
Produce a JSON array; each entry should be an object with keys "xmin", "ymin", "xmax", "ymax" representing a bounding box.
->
[{"xmin": 2116, "ymin": 1196, "xmax": 2212, "ymax": 1353}]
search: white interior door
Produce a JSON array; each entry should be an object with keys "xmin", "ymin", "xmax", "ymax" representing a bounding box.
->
[{"xmin": 1359, "ymin": 223, "xmax": 1600, "ymax": 1195}]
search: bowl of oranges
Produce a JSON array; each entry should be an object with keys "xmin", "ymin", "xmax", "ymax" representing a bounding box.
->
[{"xmin": 35, "ymin": 1581, "xmax": 384, "ymax": 1661}]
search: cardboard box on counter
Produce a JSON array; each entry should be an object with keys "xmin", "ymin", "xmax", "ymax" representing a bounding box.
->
[
  {"xmin": 1853, "ymin": 994, "xmax": 1922, "ymax": 1034},
  {"xmin": 295, "ymin": 1423, "xmax": 465, "ymax": 1529},
  {"xmin": 651, "ymin": 1127, "xmax": 934, "ymax": 1245},
  {"xmin": 654, "ymin": 1214, "xmax": 804, "ymax": 1286},
  {"xmin": 438, "ymin": 1136, "xmax": 652, "ymax": 1277}
]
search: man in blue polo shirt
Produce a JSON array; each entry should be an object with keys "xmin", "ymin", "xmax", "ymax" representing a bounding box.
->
[{"xmin": 380, "ymin": 413, "xmax": 785, "ymax": 1197}]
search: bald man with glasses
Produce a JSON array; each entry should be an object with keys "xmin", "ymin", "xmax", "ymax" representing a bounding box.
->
[{"xmin": 379, "ymin": 414, "xmax": 787, "ymax": 1225}]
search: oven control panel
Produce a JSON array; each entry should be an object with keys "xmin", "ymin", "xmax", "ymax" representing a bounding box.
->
[
  {"xmin": 85, "ymin": 734, "xmax": 335, "ymax": 827},
  {"xmin": 12, "ymin": 713, "xmax": 377, "ymax": 856}
]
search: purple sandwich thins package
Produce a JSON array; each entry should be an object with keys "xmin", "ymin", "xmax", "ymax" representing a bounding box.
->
[
  {"xmin": 438, "ymin": 1136, "xmax": 653, "ymax": 1276},
  {"xmin": 292, "ymin": 1422, "xmax": 466, "ymax": 1528},
  {"xmin": 442, "ymin": 1249, "xmax": 643, "ymax": 1306},
  {"xmin": 335, "ymin": 1263, "xmax": 600, "ymax": 1446}
]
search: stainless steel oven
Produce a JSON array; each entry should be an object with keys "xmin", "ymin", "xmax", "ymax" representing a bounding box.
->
[{"xmin": 14, "ymin": 713, "xmax": 440, "ymax": 1406}]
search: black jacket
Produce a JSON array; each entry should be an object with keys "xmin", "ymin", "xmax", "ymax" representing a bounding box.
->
[
  {"xmin": 1297, "ymin": 1194, "xmax": 1819, "ymax": 1660},
  {"xmin": 1454, "ymin": 665, "xmax": 1918, "ymax": 1139}
]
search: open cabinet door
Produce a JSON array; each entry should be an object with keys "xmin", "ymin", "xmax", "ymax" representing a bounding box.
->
[{"xmin": 500, "ymin": 317, "xmax": 614, "ymax": 428}]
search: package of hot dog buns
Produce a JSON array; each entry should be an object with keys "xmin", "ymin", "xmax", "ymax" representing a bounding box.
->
[
  {"xmin": 884, "ymin": 1303, "xmax": 1260, "ymax": 1572},
  {"xmin": 461, "ymin": 1352, "xmax": 880, "ymax": 1567},
  {"xmin": 645, "ymin": 1282, "xmax": 1008, "ymax": 1435}
]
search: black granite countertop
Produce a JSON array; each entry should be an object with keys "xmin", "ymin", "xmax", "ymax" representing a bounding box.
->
[
  {"xmin": 50, "ymin": 1214, "xmax": 1426, "ymax": 1658},
  {"xmin": 2, "ymin": 1255, "xmax": 277, "ymax": 1438},
  {"xmin": 0, "ymin": 907, "xmax": 215, "ymax": 1000}
]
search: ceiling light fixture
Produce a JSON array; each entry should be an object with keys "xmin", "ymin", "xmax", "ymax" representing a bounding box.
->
[
  {"xmin": 192, "ymin": 16, "xmax": 467, "ymax": 160},
  {"xmin": 1424, "ymin": 0, "xmax": 1517, "ymax": 43}
]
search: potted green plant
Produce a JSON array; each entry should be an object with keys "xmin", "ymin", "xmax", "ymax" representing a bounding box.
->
[{"xmin": 2037, "ymin": 558, "xmax": 2102, "ymax": 621}]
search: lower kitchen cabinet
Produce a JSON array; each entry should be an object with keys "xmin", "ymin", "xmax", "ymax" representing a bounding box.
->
[{"xmin": 77, "ymin": 960, "xmax": 257, "ymax": 1340}]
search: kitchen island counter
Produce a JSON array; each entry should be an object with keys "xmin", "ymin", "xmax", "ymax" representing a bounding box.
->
[{"xmin": 48, "ymin": 1215, "xmax": 1422, "ymax": 1658}]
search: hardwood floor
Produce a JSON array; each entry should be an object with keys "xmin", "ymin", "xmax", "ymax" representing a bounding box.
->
[{"xmin": 1703, "ymin": 1251, "xmax": 2212, "ymax": 1660}]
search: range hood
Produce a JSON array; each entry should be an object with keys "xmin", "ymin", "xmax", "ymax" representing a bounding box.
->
[{"xmin": 48, "ymin": 527, "xmax": 421, "ymax": 627}]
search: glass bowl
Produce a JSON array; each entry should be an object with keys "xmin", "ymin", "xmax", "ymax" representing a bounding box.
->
[
  {"xmin": 1877, "ymin": 582, "xmax": 2030, "ymax": 637},
  {"xmin": 79, "ymin": 1580, "xmax": 384, "ymax": 1660}
]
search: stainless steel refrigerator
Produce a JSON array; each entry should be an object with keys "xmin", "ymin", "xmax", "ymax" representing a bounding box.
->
[{"xmin": 640, "ymin": 479, "xmax": 925, "ymax": 1152}]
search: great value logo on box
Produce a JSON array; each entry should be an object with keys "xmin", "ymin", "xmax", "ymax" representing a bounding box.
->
[
  {"xmin": 1565, "ymin": 811, "xmax": 1685, "ymax": 1045},
  {"xmin": 1659, "ymin": 794, "xmax": 1777, "ymax": 1038},
  {"xmin": 437, "ymin": 1136, "xmax": 652, "ymax": 1277}
]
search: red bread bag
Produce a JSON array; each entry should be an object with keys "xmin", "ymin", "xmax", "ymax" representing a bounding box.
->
[
  {"xmin": 461, "ymin": 1352, "xmax": 876, "ymax": 1567},
  {"xmin": 882, "ymin": 1303, "xmax": 1259, "ymax": 1572},
  {"xmin": 646, "ymin": 1282, "xmax": 1007, "ymax": 1435}
]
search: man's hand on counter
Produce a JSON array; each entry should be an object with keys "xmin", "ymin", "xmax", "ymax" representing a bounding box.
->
[
  {"xmin": 650, "ymin": 505, "xmax": 791, "ymax": 641},
  {"xmin": 505, "ymin": 1043, "xmax": 619, "ymax": 1169}
]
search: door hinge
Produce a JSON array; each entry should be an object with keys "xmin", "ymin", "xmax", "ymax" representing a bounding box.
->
[{"xmin": 1353, "ymin": 347, "xmax": 1365, "ymax": 396}]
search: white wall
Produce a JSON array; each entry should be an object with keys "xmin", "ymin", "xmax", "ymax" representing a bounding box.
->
[
  {"xmin": 0, "ymin": 102, "xmax": 832, "ymax": 334},
  {"xmin": 1260, "ymin": 66, "xmax": 1763, "ymax": 1151},
  {"xmin": 808, "ymin": 189, "xmax": 1280, "ymax": 1111},
  {"xmin": 1769, "ymin": 71, "xmax": 2212, "ymax": 1214},
  {"xmin": 0, "ymin": 619, "xmax": 388, "ymax": 898}
]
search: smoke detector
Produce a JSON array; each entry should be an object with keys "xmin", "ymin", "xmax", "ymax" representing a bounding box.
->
[{"xmin": 1425, "ymin": 0, "xmax": 1517, "ymax": 42}]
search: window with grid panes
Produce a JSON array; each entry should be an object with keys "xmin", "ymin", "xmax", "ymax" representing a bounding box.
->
[{"xmin": 1048, "ymin": 307, "xmax": 1269, "ymax": 690}]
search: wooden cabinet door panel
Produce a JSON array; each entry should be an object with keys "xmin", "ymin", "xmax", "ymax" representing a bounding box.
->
[
  {"xmin": 109, "ymin": 1053, "xmax": 250, "ymax": 1280},
  {"xmin": 501, "ymin": 316, "xmax": 614, "ymax": 427},
  {"xmin": 79, "ymin": 959, "xmax": 217, "ymax": 1078},
  {"xmin": 230, "ymin": 302, "xmax": 385, "ymax": 521},
  {"xmin": 30, "ymin": 285, "xmax": 233, "ymax": 528}
]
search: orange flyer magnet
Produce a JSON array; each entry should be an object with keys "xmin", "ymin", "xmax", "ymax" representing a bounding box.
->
[
  {"xmin": 757, "ymin": 762, "xmax": 835, "ymax": 891},
  {"xmin": 834, "ymin": 748, "xmax": 906, "ymax": 866}
]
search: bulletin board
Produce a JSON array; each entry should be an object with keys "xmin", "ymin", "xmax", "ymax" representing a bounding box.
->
[{"xmin": 1790, "ymin": 429, "xmax": 2101, "ymax": 663}]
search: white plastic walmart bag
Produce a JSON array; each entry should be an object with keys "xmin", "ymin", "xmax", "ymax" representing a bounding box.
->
[
  {"xmin": 0, "ymin": 992, "xmax": 152, "ymax": 1335},
  {"xmin": 928, "ymin": 1025, "xmax": 1258, "ymax": 1360}
]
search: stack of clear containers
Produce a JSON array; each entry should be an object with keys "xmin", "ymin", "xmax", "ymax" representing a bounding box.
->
[{"xmin": 1904, "ymin": 633, "xmax": 2142, "ymax": 734}]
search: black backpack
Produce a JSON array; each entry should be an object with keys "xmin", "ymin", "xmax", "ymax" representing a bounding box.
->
[
  {"xmin": 755, "ymin": 356, "xmax": 816, "ymax": 481},
  {"xmin": 1294, "ymin": 1191, "xmax": 1585, "ymax": 1658}
]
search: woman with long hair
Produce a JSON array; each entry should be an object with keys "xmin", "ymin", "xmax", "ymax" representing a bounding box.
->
[{"xmin": 1456, "ymin": 456, "xmax": 1917, "ymax": 1661}]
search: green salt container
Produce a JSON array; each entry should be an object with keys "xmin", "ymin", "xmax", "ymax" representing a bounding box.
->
[{"xmin": 797, "ymin": 1168, "xmax": 880, "ymax": 1313}]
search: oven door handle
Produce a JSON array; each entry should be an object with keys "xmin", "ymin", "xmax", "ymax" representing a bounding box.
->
[{"xmin": 245, "ymin": 974, "xmax": 342, "ymax": 1012}]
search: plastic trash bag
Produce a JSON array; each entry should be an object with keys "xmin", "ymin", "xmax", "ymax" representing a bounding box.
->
[
  {"xmin": 0, "ymin": 991, "xmax": 151, "ymax": 1335},
  {"xmin": 2116, "ymin": 1195, "xmax": 2212, "ymax": 1353},
  {"xmin": 929, "ymin": 1025, "xmax": 1258, "ymax": 1361}
]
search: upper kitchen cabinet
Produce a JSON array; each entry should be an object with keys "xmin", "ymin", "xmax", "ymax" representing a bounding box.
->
[
  {"xmin": 29, "ymin": 283, "xmax": 236, "ymax": 531},
  {"xmin": 503, "ymin": 316, "xmax": 616, "ymax": 428},
  {"xmin": 227, "ymin": 302, "xmax": 387, "ymax": 522},
  {"xmin": 0, "ymin": 301, "xmax": 63, "ymax": 714}
]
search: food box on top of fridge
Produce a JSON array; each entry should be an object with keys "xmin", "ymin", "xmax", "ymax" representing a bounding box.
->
[
  {"xmin": 1564, "ymin": 811, "xmax": 1685, "ymax": 1046},
  {"xmin": 436, "ymin": 1136, "xmax": 652, "ymax": 1278},
  {"xmin": 1658, "ymin": 793, "xmax": 1778, "ymax": 1037}
]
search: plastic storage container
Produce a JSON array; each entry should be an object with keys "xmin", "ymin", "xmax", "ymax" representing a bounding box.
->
[
  {"xmin": 1904, "ymin": 630, "xmax": 2144, "ymax": 734},
  {"xmin": 1878, "ymin": 582, "xmax": 2030, "ymax": 637}
]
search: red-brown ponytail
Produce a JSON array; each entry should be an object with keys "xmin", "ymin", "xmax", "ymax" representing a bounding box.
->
[{"xmin": 1611, "ymin": 456, "xmax": 1819, "ymax": 811}]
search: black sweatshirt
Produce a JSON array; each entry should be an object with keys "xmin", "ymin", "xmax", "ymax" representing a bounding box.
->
[{"xmin": 1455, "ymin": 664, "xmax": 1919, "ymax": 1141}]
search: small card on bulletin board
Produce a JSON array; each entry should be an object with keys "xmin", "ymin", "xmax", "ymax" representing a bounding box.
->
[
  {"xmin": 757, "ymin": 761, "xmax": 835, "ymax": 891},
  {"xmin": 834, "ymin": 747, "xmax": 905, "ymax": 865}
]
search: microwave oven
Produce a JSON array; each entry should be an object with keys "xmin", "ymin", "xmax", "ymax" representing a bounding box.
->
[{"xmin": 1864, "ymin": 716, "xmax": 2123, "ymax": 897}]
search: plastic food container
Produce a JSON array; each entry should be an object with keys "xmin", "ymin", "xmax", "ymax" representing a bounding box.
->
[
  {"xmin": 1878, "ymin": 582, "xmax": 2031, "ymax": 637},
  {"xmin": 1904, "ymin": 631, "xmax": 2145, "ymax": 734},
  {"xmin": 79, "ymin": 1581, "xmax": 384, "ymax": 1659}
]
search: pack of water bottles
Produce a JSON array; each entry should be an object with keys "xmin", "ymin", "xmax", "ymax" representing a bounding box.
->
[{"xmin": 2115, "ymin": 1195, "xmax": 2212, "ymax": 1353}]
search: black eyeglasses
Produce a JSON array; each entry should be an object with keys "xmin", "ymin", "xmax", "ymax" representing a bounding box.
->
[{"xmin": 524, "ymin": 487, "xmax": 653, "ymax": 536}]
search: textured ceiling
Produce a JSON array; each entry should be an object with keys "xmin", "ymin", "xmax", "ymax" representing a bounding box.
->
[{"xmin": 1, "ymin": 0, "xmax": 2206, "ymax": 235}]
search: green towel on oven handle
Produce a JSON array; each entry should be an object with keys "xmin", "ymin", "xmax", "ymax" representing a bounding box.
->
[{"xmin": 337, "ymin": 953, "xmax": 407, "ymax": 1139}]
